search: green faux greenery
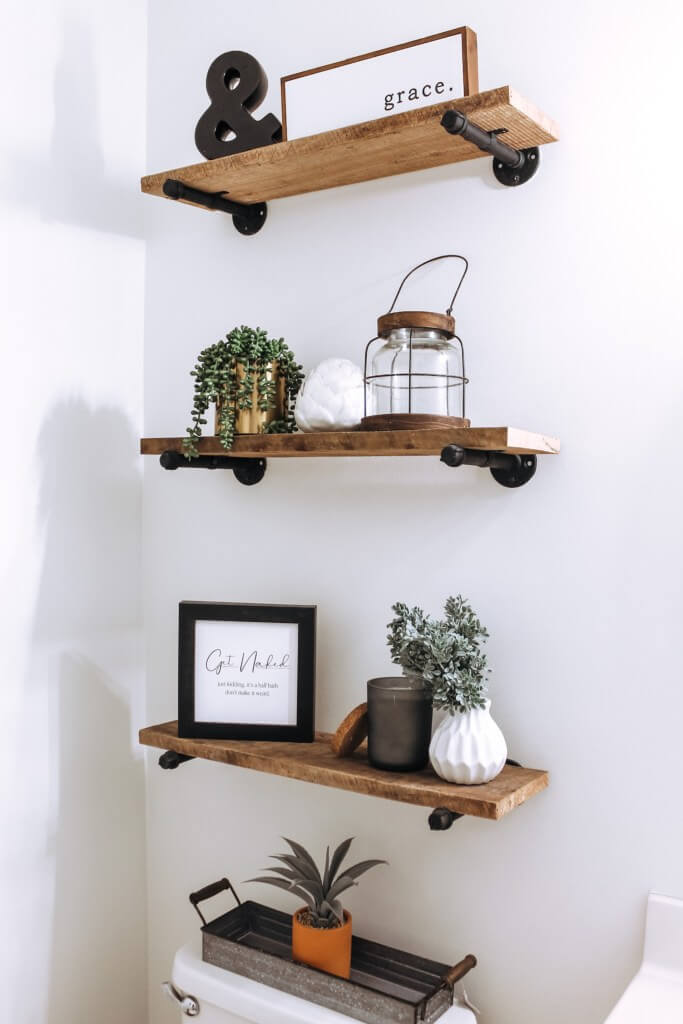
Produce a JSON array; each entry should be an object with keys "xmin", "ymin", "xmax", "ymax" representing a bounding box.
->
[
  {"xmin": 183, "ymin": 326, "xmax": 303, "ymax": 458},
  {"xmin": 387, "ymin": 595, "xmax": 490, "ymax": 713},
  {"xmin": 246, "ymin": 837, "xmax": 386, "ymax": 930}
]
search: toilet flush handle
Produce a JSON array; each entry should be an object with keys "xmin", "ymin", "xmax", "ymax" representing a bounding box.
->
[{"xmin": 162, "ymin": 981, "xmax": 200, "ymax": 1016}]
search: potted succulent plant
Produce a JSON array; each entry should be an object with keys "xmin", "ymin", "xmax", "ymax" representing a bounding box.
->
[
  {"xmin": 247, "ymin": 837, "xmax": 386, "ymax": 978},
  {"xmin": 183, "ymin": 325, "xmax": 304, "ymax": 458},
  {"xmin": 388, "ymin": 595, "xmax": 507, "ymax": 784}
]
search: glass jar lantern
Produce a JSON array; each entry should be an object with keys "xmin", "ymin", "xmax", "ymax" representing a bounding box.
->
[{"xmin": 362, "ymin": 255, "xmax": 470, "ymax": 430}]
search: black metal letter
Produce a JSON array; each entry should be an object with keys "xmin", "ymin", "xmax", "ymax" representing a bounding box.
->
[{"xmin": 195, "ymin": 50, "xmax": 282, "ymax": 160}]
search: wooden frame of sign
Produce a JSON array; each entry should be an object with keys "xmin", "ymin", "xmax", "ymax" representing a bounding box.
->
[
  {"xmin": 280, "ymin": 27, "xmax": 479, "ymax": 141},
  {"xmin": 178, "ymin": 601, "xmax": 316, "ymax": 742}
]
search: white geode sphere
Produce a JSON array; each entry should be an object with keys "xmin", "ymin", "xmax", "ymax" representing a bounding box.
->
[{"xmin": 294, "ymin": 358, "xmax": 364, "ymax": 432}]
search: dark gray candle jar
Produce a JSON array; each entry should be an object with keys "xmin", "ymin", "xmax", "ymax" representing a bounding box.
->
[{"xmin": 367, "ymin": 676, "xmax": 433, "ymax": 772}]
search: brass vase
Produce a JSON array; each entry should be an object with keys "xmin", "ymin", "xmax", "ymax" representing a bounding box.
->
[{"xmin": 215, "ymin": 360, "xmax": 286, "ymax": 436}]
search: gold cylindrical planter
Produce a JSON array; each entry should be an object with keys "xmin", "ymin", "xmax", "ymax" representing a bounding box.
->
[{"xmin": 215, "ymin": 360, "xmax": 286, "ymax": 435}]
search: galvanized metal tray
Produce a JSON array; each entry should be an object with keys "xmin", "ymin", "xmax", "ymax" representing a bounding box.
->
[{"xmin": 190, "ymin": 878, "xmax": 476, "ymax": 1024}]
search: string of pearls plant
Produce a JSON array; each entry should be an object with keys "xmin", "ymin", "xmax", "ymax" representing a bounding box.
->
[{"xmin": 183, "ymin": 325, "xmax": 303, "ymax": 458}]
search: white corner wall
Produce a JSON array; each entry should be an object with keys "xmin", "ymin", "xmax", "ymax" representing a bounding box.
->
[
  {"xmin": 0, "ymin": 2, "xmax": 148, "ymax": 1022},
  {"xmin": 143, "ymin": 3, "xmax": 683, "ymax": 1023}
]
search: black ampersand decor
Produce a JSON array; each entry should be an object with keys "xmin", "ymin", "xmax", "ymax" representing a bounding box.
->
[{"xmin": 195, "ymin": 50, "xmax": 282, "ymax": 160}]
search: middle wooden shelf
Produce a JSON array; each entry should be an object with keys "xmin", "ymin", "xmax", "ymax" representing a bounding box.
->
[
  {"xmin": 141, "ymin": 426, "xmax": 559, "ymax": 489},
  {"xmin": 141, "ymin": 425, "xmax": 559, "ymax": 459},
  {"xmin": 139, "ymin": 720, "xmax": 548, "ymax": 826}
]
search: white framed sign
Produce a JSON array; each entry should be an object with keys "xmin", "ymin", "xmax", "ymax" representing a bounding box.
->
[
  {"xmin": 281, "ymin": 27, "xmax": 478, "ymax": 141},
  {"xmin": 178, "ymin": 602, "xmax": 316, "ymax": 741}
]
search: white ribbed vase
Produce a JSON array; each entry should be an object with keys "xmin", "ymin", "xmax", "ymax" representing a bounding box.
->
[{"xmin": 429, "ymin": 700, "xmax": 507, "ymax": 785}]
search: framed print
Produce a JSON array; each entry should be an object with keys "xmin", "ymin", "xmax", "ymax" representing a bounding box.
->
[
  {"xmin": 178, "ymin": 602, "xmax": 316, "ymax": 741},
  {"xmin": 281, "ymin": 27, "xmax": 478, "ymax": 140}
]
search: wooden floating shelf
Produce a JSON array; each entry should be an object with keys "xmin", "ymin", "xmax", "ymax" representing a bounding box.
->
[
  {"xmin": 140, "ymin": 87, "xmax": 558, "ymax": 207},
  {"xmin": 140, "ymin": 427, "xmax": 560, "ymax": 459},
  {"xmin": 140, "ymin": 721, "xmax": 548, "ymax": 822}
]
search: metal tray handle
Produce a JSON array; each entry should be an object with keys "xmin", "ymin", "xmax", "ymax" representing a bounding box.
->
[
  {"xmin": 189, "ymin": 876, "xmax": 242, "ymax": 926},
  {"xmin": 442, "ymin": 954, "xmax": 477, "ymax": 988}
]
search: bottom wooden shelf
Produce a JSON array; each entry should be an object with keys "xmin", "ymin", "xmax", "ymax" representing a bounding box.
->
[{"xmin": 139, "ymin": 721, "xmax": 548, "ymax": 823}]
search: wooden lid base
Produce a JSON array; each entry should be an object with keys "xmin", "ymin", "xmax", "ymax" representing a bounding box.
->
[
  {"xmin": 377, "ymin": 311, "xmax": 455, "ymax": 337},
  {"xmin": 360, "ymin": 413, "xmax": 471, "ymax": 431}
]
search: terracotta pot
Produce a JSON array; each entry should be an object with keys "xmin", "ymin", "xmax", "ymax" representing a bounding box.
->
[{"xmin": 291, "ymin": 908, "xmax": 352, "ymax": 979}]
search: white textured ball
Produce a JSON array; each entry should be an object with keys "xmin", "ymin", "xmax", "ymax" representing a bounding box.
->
[{"xmin": 294, "ymin": 358, "xmax": 364, "ymax": 432}]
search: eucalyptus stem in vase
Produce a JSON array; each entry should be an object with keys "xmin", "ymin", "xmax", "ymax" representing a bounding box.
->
[{"xmin": 387, "ymin": 596, "xmax": 507, "ymax": 784}]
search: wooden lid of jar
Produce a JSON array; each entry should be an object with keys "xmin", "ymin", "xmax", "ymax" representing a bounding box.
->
[{"xmin": 377, "ymin": 310, "xmax": 455, "ymax": 337}]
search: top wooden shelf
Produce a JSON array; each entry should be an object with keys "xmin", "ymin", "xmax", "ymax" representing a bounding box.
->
[{"xmin": 140, "ymin": 87, "xmax": 558, "ymax": 207}]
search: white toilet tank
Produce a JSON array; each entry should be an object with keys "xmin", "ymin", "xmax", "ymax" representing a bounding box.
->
[
  {"xmin": 604, "ymin": 893, "xmax": 683, "ymax": 1024},
  {"xmin": 168, "ymin": 940, "xmax": 478, "ymax": 1024}
]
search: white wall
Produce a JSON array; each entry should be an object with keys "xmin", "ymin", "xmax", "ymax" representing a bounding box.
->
[
  {"xmin": 143, "ymin": 3, "xmax": 683, "ymax": 1022},
  {"xmin": 0, "ymin": 2, "xmax": 147, "ymax": 1022}
]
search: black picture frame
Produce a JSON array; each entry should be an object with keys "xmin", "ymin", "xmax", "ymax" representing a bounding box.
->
[{"xmin": 178, "ymin": 601, "xmax": 316, "ymax": 742}]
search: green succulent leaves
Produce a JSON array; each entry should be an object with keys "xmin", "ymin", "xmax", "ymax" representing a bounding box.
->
[
  {"xmin": 183, "ymin": 325, "xmax": 304, "ymax": 458},
  {"xmin": 387, "ymin": 595, "xmax": 490, "ymax": 714},
  {"xmin": 246, "ymin": 837, "xmax": 386, "ymax": 929}
]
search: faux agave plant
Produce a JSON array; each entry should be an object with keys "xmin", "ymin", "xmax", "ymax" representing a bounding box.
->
[{"xmin": 247, "ymin": 837, "xmax": 386, "ymax": 929}]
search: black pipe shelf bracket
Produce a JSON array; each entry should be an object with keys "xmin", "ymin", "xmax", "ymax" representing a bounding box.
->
[
  {"xmin": 440, "ymin": 445, "xmax": 537, "ymax": 488},
  {"xmin": 159, "ymin": 750, "xmax": 195, "ymax": 769},
  {"xmin": 160, "ymin": 446, "xmax": 535, "ymax": 488},
  {"xmin": 163, "ymin": 178, "xmax": 267, "ymax": 235},
  {"xmin": 428, "ymin": 759, "xmax": 524, "ymax": 830},
  {"xmin": 440, "ymin": 109, "xmax": 540, "ymax": 187},
  {"xmin": 428, "ymin": 808, "xmax": 465, "ymax": 830},
  {"xmin": 160, "ymin": 450, "xmax": 267, "ymax": 486}
]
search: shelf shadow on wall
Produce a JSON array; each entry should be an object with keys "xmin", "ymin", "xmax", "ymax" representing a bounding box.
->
[
  {"xmin": 7, "ymin": 14, "xmax": 143, "ymax": 239},
  {"xmin": 46, "ymin": 652, "xmax": 146, "ymax": 1024},
  {"xmin": 27, "ymin": 398, "xmax": 146, "ymax": 1024},
  {"xmin": 32, "ymin": 399, "xmax": 142, "ymax": 637}
]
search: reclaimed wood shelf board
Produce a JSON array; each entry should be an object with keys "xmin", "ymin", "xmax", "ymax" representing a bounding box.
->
[
  {"xmin": 139, "ymin": 721, "xmax": 548, "ymax": 821},
  {"xmin": 140, "ymin": 427, "xmax": 560, "ymax": 459},
  {"xmin": 140, "ymin": 87, "xmax": 559, "ymax": 206}
]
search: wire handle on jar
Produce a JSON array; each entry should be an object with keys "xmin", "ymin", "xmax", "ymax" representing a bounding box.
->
[{"xmin": 385, "ymin": 254, "xmax": 469, "ymax": 317}]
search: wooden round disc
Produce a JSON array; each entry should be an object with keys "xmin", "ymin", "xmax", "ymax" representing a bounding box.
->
[{"xmin": 377, "ymin": 311, "xmax": 455, "ymax": 337}]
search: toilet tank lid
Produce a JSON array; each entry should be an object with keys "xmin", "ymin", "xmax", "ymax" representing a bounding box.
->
[
  {"xmin": 172, "ymin": 941, "xmax": 366, "ymax": 1023},
  {"xmin": 171, "ymin": 941, "xmax": 477, "ymax": 1024}
]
